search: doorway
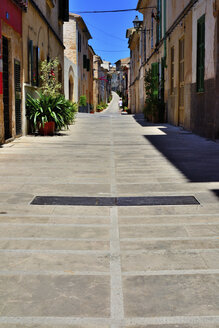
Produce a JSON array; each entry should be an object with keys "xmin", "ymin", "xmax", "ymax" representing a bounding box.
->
[
  {"xmin": 14, "ymin": 60, "xmax": 22, "ymax": 135},
  {"xmin": 2, "ymin": 36, "xmax": 11, "ymax": 140}
]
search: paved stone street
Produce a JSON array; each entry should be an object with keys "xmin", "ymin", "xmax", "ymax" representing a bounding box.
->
[{"xmin": 0, "ymin": 92, "xmax": 219, "ymax": 327}]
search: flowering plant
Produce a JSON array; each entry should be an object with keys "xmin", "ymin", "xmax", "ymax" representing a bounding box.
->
[{"xmin": 40, "ymin": 58, "xmax": 62, "ymax": 97}]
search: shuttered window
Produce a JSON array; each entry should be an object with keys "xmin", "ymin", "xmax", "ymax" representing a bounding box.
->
[
  {"xmin": 197, "ymin": 15, "xmax": 205, "ymax": 92},
  {"xmin": 151, "ymin": 62, "xmax": 159, "ymax": 98},
  {"xmin": 156, "ymin": 0, "xmax": 162, "ymax": 44},
  {"xmin": 28, "ymin": 40, "xmax": 40, "ymax": 86},
  {"xmin": 171, "ymin": 46, "xmax": 174, "ymax": 94},
  {"xmin": 83, "ymin": 55, "xmax": 87, "ymax": 69},
  {"xmin": 87, "ymin": 58, "xmax": 90, "ymax": 72},
  {"xmin": 14, "ymin": 60, "xmax": 22, "ymax": 135}
]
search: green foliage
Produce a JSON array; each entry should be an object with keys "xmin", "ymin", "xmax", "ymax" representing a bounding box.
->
[
  {"xmin": 96, "ymin": 102, "xmax": 107, "ymax": 112},
  {"xmin": 79, "ymin": 95, "xmax": 87, "ymax": 107},
  {"xmin": 40, "ymin": 58, "xmax": 62, "ymax": 97},
  {"xmin": 26, "ymin": 92, "xmax": 77, "ymax": 132},
  {"xmin": 144, "ymin": 68, "xmax": 164, "ymax": 122}
]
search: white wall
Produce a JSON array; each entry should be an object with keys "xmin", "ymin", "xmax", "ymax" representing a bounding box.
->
[{"xmin": 64, "ymin": 56, "xmax": 78, "ymax": 103}]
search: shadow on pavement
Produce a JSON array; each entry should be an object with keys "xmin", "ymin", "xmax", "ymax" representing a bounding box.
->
[
  {"xmin": 212, "ymin": 190, "xmax": 219, "ymax": 198},
  {"xmin": 133, "ymin": 114, "xmax": 219, "ymax": 183}
]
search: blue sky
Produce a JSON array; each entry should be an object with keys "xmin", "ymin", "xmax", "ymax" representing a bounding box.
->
[{"xmin": 69, "ymin": 0, "xmax": 142, "ymax": 64}]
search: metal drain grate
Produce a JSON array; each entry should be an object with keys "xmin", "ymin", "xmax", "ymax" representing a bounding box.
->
[{"xmin": 31, "ymin": 196, "xmax": 200, "ymax": 206}]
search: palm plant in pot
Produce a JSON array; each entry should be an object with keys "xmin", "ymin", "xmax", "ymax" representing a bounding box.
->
[{"xmin": 26, "ymin": 58, "xmax": 77, "ymax": 135}]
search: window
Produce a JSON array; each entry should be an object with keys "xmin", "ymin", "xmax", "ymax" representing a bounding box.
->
[
  {"xmin": 28, "ymin": 40, "xmax": 40, "ymax": 86},
  {"xmin": 83, "ymin": 55, "xmax": 87, "ymax": 69},
  {"xmin": 151, "ymin": 12, "xmax": 154, "ymax": 49},
  {"xmin": 156, "ymin": 0, "xmax": 162, "ymax": 44},
  {"xmin": 87, "ymin": 58, "xmax": 90, "ymax": 72},
  {"xmin": 197, "ymin": 15, "xmax": 205, "ymax": 92},
  {"xmin": 171, "ymin": 46, "xmax": 174, "ymax": 94}
]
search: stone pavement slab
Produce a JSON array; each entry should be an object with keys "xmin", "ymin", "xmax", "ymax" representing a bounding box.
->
[{"xmin": 0, "ymin": 92, "xmax": 219, "ymax": 327}]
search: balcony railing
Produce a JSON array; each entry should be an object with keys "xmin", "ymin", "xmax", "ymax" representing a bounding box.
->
[{"xmin": 13, "ymin": 0, "xmax": 28, "ymax": 11}]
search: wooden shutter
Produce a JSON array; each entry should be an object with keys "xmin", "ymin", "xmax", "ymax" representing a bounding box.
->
[
  {"xmin": 87, "ymin": 59, "xmax": 90, "ymax": 72},
  {"xmin": 59, "ymin": 0, "xmax": 69, "ymax": 21},
  {"xmin": 197, "ymin": 15, "xmax": 205, "ymax": 92},
  {"xmin": 83, "ymin": 55, "xmax": 87, "ymax": 69},
  {"xmin": 14, "ymin": 60, "xmax": 22, "ymax": 135},
  {"xmin": 28, "ymin": 40, "xmax": 33, "ymax": 84}
]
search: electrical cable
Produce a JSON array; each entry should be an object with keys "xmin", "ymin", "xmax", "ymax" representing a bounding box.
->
[
  {"xmin": 73, "ymin": 7, "xmax": 156, "ymax": 14},
  {"xmin": 94, "ymin": 49, "xmax": 128, "ymax": 52},
  {"xmin": 85, "ymin": 21, "xmax": 127, "ymax": 42}
]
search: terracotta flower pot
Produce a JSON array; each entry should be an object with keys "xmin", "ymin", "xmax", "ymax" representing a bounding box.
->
[{"xmin": 38, "ymin": 121, "xmax": 55, "ymax": 136}]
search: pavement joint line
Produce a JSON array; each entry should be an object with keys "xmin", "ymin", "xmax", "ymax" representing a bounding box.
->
[
  {"xmin": 2, "ymin": 221, "xmax": 219, "ymax": 227},
  {"xmin": 118, "ymin": 213, "xmax": 219, "ymax": 217},
  {"xmin": 1, "ymin": 248, "xmax": 219, "ymax": 254},
  {"xmin": 122, "ymin": 269, "xmax": 219, "ymax": 276},
  {"xmin": 0, "ymin": 223, "xmax": 111, "ymax": 227},
  {"xmin": 1, "ymin": 316, "xmax": 219, "ymax": 325},
  {"xmin": 121, "ymin": 237, "xmax": 219, "ymax": 241},
  {"xmin": 0, "ymin": 237, "xmax": 110, "ymax": 241},
  {"xmin": 0, "ymin": 270, "xmax": 110, "ymax": 276},
  {"xmin": 0, "ymin": 249, "xmax": 110, "ymax": 254},
  {"xmin": 110, "ymin": 211, "xmax": 124, "ymax": 321},
  {"xmin": 119, "ymin": 222, "xmax": 219, "ymax": 226},
  {"xmin": 0, "ymin": 214, "xmax": 111, "ymax": 218},
  {"xmin": 110, "ymin": 107, "xmax": 124, "ymax": 321},
  {"xmin": 121, "ymin": 248, "xmax": 219, "ymax": 254}
]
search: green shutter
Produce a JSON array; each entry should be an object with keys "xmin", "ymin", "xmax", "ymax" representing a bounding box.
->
[
  {"xmin": 156, "ymin": 0, "xmax": 162, "ymax": 44},
  {"xmin": 152, "ymin": 62, "xmax": 159, "ymax": 98},
  {"xmin": 197, "ymin": 15, "xmax": 205, "ymax": 92},
  {"xmin": 28, "ymin": 40, "xmax": 33, "ymax": 85}
]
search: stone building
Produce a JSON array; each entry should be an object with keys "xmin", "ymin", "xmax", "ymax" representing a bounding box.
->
[
  {"xmin": 64, "ymin": 13, "xmax": 92, "ymax": 112},
  {"xmin": 127, "ymin": 26, "xmax": 141, "ymax": 113},
  {"xmin": 0, "ymin": 0, "xmax": 26, "ymax": 144},
  {"xmin": 22, "ymin": 0, "xmax": 69, "ymax": 134},
  {"xmin": 109, "ymin": 66, "xmax": 119, "ymax": 92},
  {"xmin": 93, "ymin": 55, "xmax": 102, "ymax": 111},
  {"xmin": 88, "ymin": 45, "xmax": 95, "ymax": 110},
  {"xmin": 115, "ymin": 57, "xmax": 130, "ymax": 107},
  {"xmin": 129, "ymin": 0, "xmax": 219, "ymax": 139}
]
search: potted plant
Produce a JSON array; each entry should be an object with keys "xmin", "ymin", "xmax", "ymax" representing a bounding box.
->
[
  {"xmin": 26, "ymin": 58, "xmax": 77, "ymax": 135},
  {"xmin": 26, "ymin": 93, "xmax": 77, "ymax": 135}
]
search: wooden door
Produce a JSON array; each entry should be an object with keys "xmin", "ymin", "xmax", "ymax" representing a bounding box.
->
[
  {"xmin": 2, "ymin": 36, "xmax": 11, "ymax": 140},
  {"xmin": 14, "ymin": 60, "xmax": 22, "ymax": 135},
  {"xmin": 178, "ymin": 38, "xmax": 185, "ymax": 126}
]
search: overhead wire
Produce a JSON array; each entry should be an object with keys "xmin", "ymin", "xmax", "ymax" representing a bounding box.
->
[
  {"xmin": 74, "ymin": 7, "xmax": 156, "ymax": 14},
  {"xmin": 85, "ymin": 21, "xmax": 127, "ymax": 42}
]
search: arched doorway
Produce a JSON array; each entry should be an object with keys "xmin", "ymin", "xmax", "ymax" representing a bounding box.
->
[
  {"xmin": 69, "ymin": 76, "xmax": 74, "ymax": 101},
  {"xmin": 68, "ymin": 67, "xmax": 74, "ymax": 101}
]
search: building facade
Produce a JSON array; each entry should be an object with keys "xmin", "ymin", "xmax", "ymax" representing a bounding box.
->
[
  {"xmin": 129, "ymin": 0, "xmax": 219, "ymax": 139},
  {"xmin": 64, "ymin": 13, "xmax": 92, "ymax": 112},
  {"xmin": 0, "ymin": 0, "xmax": 26, "ymax": 144},
  {"xmin": 115, "ymin": 57, "xmax": 130, "ymax": 107}
]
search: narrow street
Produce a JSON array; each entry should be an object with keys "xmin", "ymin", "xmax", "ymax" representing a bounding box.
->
[{"xmin": 0, "ymin": 91, "xmax": 219, "ymax": 327}]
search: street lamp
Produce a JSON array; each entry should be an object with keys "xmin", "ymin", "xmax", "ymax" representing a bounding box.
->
[{"xmin": 133, "ymin": 15, "xmax": 143, "ymax": 30}]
